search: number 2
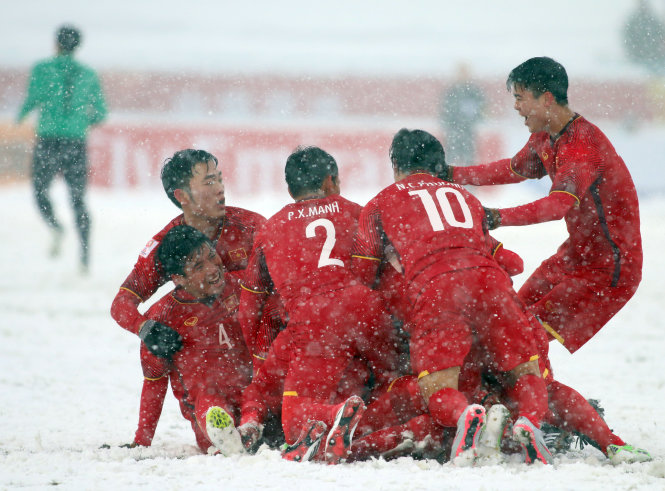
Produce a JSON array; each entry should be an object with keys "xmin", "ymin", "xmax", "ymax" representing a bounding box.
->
[{"xmin": 305, "ymin": 218, "xmax": 344, "ymax": 268}]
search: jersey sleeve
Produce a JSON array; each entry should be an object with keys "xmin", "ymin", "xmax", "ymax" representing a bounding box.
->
[
  {"xmin": 110, "ymin": 288, "xmax": 147, "ymax": 335},
  {"xmin": 17, "ymin": 64, "xmax": 42, "ymax": 122},
  {"xmin": 548, "ymin": 137, "xmax": 601, "ymax": 200},
  {"xmin": 87, "ymin": 70, "xmax": 107, "ymax": 126},
  {"xmin": 120, "ymin": 237, "xmax": 167, "ymax": 301},
  {"xmin": 110, "ymin": 227, "xmax": 172, "ymax": 335},
  {"xmin": 238, "ymin": 240, "xmax": 274, "ymax": 366},
  {"xmin": 508, "ymin": 135, "xmax": 549, "ymax": 180},
  {"xmin": 134, "ymin": 344, "xmax": 170, "ymax": 446},
  {"xmin": 498, "ymin": 192, "xmax": 577, "ymax": 227},
  {"xmin": 351, "ymin": 198, "xmax": 385, "ymax": 285},
  {"xmin": 452, "ymin": 158, "xmax": 525, "ymax": 185}
]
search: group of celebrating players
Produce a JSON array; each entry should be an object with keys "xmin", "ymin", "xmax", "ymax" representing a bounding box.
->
[{"xmin": 110, "ymin": 57, "xmax": 652, "ymax": 466}]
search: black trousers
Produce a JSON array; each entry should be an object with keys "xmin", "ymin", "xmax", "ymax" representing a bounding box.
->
[{"xmin": 32, "ymin": 137, "xmax": 90, "ymax": 264}]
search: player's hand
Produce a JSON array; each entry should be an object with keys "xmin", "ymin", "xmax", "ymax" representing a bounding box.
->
[
  {"xmin": 484, "ymin": 207, "xmax": 502, "ymax": 230},
  {"xmin": 120, "ymin": 442, "xmax": 139, "ymax": 449},
  {"xmin": 139, "ymin": 320, "xmax": 183, "ymax": 360},
  {"xmin": 238, "ymin": 421, "xmax": 263, "ymax": 454}
]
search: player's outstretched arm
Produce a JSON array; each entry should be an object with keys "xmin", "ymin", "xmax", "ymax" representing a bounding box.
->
[
  {"xmin": 111, "ymin": 288, "xmax": 148, "ymax": 335},
  {"xmin": 452, "ymin": 159, "xmax": 525, "ymax": 186},
  {"xmin": 238, "ymin": 286, "xmax": 268, "ymax": 363},
  {"xmin": 133, "ymin": 375, "xmax": 169, "ymax": 447},
  {"xmin": 494, "ymin": 192, "xmax": 577, "ymax": 227}
]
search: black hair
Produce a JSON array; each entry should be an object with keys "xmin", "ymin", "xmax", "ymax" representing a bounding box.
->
[
  {"xmin": 160, "ymin": 149, "xmax": 219, "ymax": 209},
  {"xmin": 157, "ymin": 225, "xmax": 212, "ymax": 277},
  {"xmin": 284, "ymin": 146, "xmax": 338, "ymax": 197},
  {"xmin": 389, "ymin": 128, "xmax": 448, "ymax": 179},
  {"xmin": 506, "ymin": 56, "xmax": 569, "ymax": 105},
  {"xmin": 56, "ymin": 25, "xmax": 81, "ymax": 53}
]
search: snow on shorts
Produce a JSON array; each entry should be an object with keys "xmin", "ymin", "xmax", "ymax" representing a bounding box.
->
[
  {"xmin": 409, "ymin": 267, "xmax": 540, "ymax": 377},
  {"xmin": 518, "ymin": 255, "xmax": 640, "ymax": 353}
]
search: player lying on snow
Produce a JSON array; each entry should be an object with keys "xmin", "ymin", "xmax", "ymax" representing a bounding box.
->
[
  {"xmin": 236, "ymin": 144, "xmax": 522, "ymax": 464},
  {"xmin": 126, "ymin": 225, "xmax": 252, "ymax": 454},
  {"xmin": 116, "ymin": 144, "xmax": 650, "ymax": 465},
  {"xmin": 236, "ymin": 141, "xmax": 649, "ymax": 466}
]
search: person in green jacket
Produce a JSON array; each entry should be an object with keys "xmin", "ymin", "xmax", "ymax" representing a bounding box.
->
[{"xmin": 17, "ymin": 25, "xmax": 107, "ymax": 272}]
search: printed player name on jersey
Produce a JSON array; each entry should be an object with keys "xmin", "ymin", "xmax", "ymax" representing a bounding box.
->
[
  {"xmin": 288, "ymin": 201, "xmax": 340, "ymax": 220},
  {"xmin": 396, "ymin": 180, "xmax": 463, "ymax": 191}
]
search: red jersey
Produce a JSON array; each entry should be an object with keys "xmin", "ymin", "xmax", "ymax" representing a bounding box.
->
[
  {"xmin": 457, "ymin": 115, "xmax": 642, "ymax": 287},
  {"xmin": 141, "ymin": 275, "xmax": 253, "ymax": 413},
  {"xmin": 112, "ymin": 206, "xmax": 265, "ymax": 335},
  {"xmin": 243, "ymin": 194, "xmax": 361, "ymax": 312},
  {"xmin": 353, "ymin": 173, "xmax": 501, "ymax": 303}
]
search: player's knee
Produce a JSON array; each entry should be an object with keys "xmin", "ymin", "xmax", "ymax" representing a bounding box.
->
[{"xmin": 507, "ymin": 359, "xmax": 541, "ymax": 386}]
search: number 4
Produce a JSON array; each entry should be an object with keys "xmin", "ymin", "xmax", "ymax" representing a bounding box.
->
[{"xmin": 218, "ymin": 324, "xmax": 232, "ymax": 348}]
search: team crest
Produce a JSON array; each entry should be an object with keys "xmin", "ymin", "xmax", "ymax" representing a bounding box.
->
[
  {"xmin": 184, "ymin": 316, "xmax": 198, "ymax": 327},
  {"xmin": 139, "ymin": 239, "xmax": 159, "ymax": 258},
  {"xmin": 542, "ymin": 151, "xmax": 549, "ymax": 161},
  {"xmin": 229, "ymin": 248, "xmax": 247, "ymax": 261},
  {"xmin": 224, "ymin": 294, "xmax": 239, "ymax": 312}
]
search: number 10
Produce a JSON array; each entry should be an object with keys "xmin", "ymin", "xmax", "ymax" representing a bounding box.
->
[{"xmin": 409, "ymin": 188, "xmax": 473, "ymax": 231}]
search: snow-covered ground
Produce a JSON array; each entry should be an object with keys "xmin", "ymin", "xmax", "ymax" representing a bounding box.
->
[
  {"xmin": 0, "ymin": 182, "xmax": 664, "ymax": 490},
  {"xmin": 2, "ymin": 0, "xmax": 665, "ymax": 489}
]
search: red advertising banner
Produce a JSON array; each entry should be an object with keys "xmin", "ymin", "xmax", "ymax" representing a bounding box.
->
[{"xmin": 88, "ymin": 123, "xmax": 505, "ymax": 194}]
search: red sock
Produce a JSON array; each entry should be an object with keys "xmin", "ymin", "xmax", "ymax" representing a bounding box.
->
[
  {"xmin": 427, "ymin": 387, "xmax": 468, "ymax": 428},
  {"xmin": 508, "ymin": 373, "xmax": 548, "ymax": 426},
  {"xmin": 547, "ymin": 380, "xmax": 625, "ymax": 452},
  {"xmin": 360, "ymin": 375, "xmax": 426, "ymax": 435}
]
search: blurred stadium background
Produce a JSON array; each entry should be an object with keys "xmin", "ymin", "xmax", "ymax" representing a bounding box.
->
[{"xmin": 1, "ymin": 0, "xmax": 664, "ymax": 197}]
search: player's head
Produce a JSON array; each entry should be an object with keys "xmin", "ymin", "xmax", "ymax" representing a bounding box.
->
[
  {"xmin": 161, "ymin": 149, "xmax": 225, "ymax": 219},
  {"xmin": 389, "ymin": 128, "xmax": 448, "ymax": 180},
  {"xmin": 157, "ymin": 225, "xmax": 225, "ymax": 299},
  {"xmin": 284, "ymin": 146, "xmax": 339, "ymax": 199},
  {"xmin": 56, "ymin": 25, "xmax": 82, "ymax": 54},
  {"xmin": 506, "ymin": 57, "xmax": 568, "ymax": 105}
]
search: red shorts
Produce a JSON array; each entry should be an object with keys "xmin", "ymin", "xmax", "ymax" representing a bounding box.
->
[
  {"xmin": 285, "ymin": 285, "xmax": 398, "ymax": 398},
  {"xmin": 281, "ymin": 357, "xmax": 374, "ymax": 444},
  {"xmin": 519, "ymin": 257, "xmax": 640, "ymax": 353},
  {"xmin": 409, "ymin": 267, "xmax": 539, "ymax": 377},
  {"xmin": 282, "ymin": 285, "xmax": 399, "ymax": 442}
]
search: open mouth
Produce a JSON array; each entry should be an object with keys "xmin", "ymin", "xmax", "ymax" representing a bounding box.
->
[{"xmin": 208, "ymin": 270, "xmax": 223, "ymax": 285}]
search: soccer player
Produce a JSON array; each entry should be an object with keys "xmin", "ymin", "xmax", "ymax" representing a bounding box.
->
[
  {"xmin": 110, "ymin": 149, "xmax": 281, "ymax": 362},
  {"xmin": 239, "ymin": 146, "xmax": 401, "ymax": 463},
  {"xmin": 448, "ymin": 57, "xmax": 642, "ymax": 354},
  {"xmin": 16, "ymin": 25, "xmax": 107, "ymax": 272},
  {"xmin": 129, "ymin": 225, "xmax": 252, "ymax": 454},
  {"xmin": 352, "ymin": 128, "xmax": 552, "ymax": 465}
]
